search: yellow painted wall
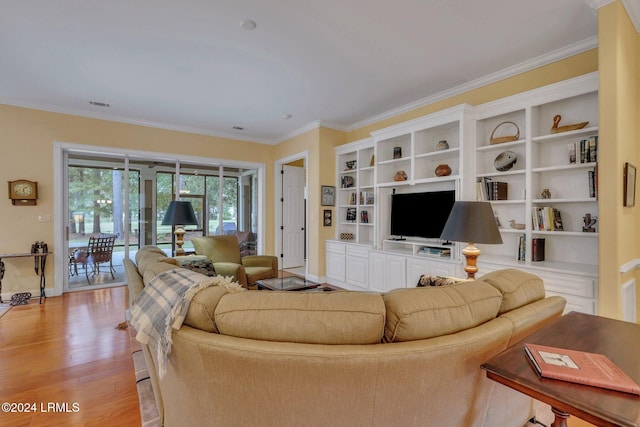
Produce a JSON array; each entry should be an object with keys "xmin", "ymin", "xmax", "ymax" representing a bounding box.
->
[
  {"xmin": 0, "ymin": 105, "xmax": 275, "ymax": 296},
  {"xmin": 274, "ymin": 127, "xmax": 346, "ymax": 277},
  {"xmin": 597, "ymin": 1, "xmax": 640, "ymax": 319}
]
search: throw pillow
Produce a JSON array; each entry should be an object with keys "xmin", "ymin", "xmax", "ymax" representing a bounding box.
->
[
  {"xmin": 163, "ymin": 255, "xmax": 217, "ymax": 277},
  {"xmin": 416, "ymin": 274, "xmax": 470, "ymax": 287}
]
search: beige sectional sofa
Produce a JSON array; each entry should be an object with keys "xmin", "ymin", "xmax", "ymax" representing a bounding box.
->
[{"xmin": 125, "ymin": 245, "xmax": 566, "ymax": 427}]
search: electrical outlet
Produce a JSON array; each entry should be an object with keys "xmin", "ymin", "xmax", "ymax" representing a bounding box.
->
[{"xmin": 38, "ymin": 214, "xmax": 52, "ymax": 222}]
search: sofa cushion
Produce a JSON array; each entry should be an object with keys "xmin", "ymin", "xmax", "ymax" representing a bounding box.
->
[
  {"xmin": 383, "ymin": 281, "xmax": 502, "ymax": 343},
  {"xmin": 136, "ymin": 246, "xmax": 169, "ymax": 277},
  {"xmin": 215, "ymin": 291, "xmax": 386, "ymax": 344},
  {"xmin": 184, "ymin": 280, "xmax": 245, "ymax": 333},
  {"xmin": 478, "ymin": 269, "xmax": 545, "ymax": 314}
]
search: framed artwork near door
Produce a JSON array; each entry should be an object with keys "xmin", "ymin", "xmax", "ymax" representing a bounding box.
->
[
  {"xmin": 323, "ymin": 209, "xmax": 332, "ymax": 226},
  {"xmin": 321, "ymin": 185, "xmax": 335, "ymax": 206}
]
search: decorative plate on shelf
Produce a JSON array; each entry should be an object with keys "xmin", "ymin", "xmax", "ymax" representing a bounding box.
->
[{"xmin": 494, "ymin": 151, "xmax": 518, "ymax": 172}]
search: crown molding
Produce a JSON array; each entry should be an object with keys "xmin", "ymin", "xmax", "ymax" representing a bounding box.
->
[
  {"xmin": 271, "ymin": 120, "xmax": 348, "ymax": 144},
  {"xmin": 0, "ymin": 98, "xmax": 272, "ymax": 145},
  {"xmin": 346, "ymin": 36, "xmax": 598, "ymax": 132},
  {"xmin": 273, "ymin": 120, "xmax": 323, "ymax": 143},
  {"xmin": 585, "ymin": 0, "xmax": 616, "ymax": 9},
  {"xmin": 622, "ymin": 0, "xmax": 640, "ymax": 33},
  {"xmin": 588, "ymin": 0, "xmax": 640, "ymax": 33}
]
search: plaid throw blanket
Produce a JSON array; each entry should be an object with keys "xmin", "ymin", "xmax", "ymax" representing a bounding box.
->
[{"xmin": 129, "ymin": 269, "xmax": 243, "ymax": 377}]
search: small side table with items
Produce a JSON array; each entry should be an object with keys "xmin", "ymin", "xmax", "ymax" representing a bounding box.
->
[{"xmin": 0, "ymin": 241, "xmax": 50, "ymax": 304}]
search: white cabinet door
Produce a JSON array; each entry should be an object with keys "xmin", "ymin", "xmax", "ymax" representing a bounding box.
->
[
  {"xmin": 385, "ymin": 254, "xmax": 407, "ymax": 290},
  {"xmin": 345, "ymin": 245, "xmax": 369, "ymax": 289},
  {"xmin": 406, "ymin": 257, "xmax": 429, "ymax": 287},
  {"xmin": 368, "ymin": 252, "xmax": 386, "ymax": 292},
  {"xmin": 346, "ymin": 255, "xmax": 368, "ymax": 289},
  {"xmin": 429, "ymin": 260, "xmax": 458, "ymax": 277},
  {"xmin": 325, "ymin": 242, "xmax": 346, "ymax": 284}
]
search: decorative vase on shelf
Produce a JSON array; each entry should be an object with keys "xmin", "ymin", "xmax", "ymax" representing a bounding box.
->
[
  {"xmin": 435, "ymin": 164, "xmax": 451, "ymax": 177},
  {"xmin": 541, "ymin": 188, "xmax": 551, "ymax": 199},
  {"xmin": 394, "ymin": 170, "xmax": 407, "ymax": 181},
  {"xmin": 436, "ymin": 140, "xmax": 449, "ymax": 151}
]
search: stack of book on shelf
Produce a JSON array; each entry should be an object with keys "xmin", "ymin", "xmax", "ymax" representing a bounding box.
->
[
  {"xmin": 360, "ymin": 210, "xmax": 369, "ymax": 223},
  {"xmin": 532, "ymin": 238, "xmax": 545, "ymax": 262},
  {"xmin": 588, "ymin": 167, "xmax": 598, "ymax": 198},
  {"xmin": 359, "ymin": 191, "xmax": 374, "ymax": 205},
  {"xmin": 349, "ymin": 192, "xmax": 357, "ymax": 205},
  {"xmin": 524, "ymin": 343, "xmax": 640, "ymax": 395},
  {"xmin": 476, "ymin": 177, "xmax": 507, "ymax": 201},
  {"xmin": 517, "ymin": 234, "xmax": 526, "ymax": 261},
  {"xmin": 568, "ymin": 135, "xmax": 598, "ymax": 164},
  {"xmin": 418, "ymin": 246, "xmax": 451, "ymax": 257},
  {"xmin": 531, "ymin": 207, "xmax": 563, "ymax": 231}
]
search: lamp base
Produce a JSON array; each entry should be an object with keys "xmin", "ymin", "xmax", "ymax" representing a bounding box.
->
[
  {"xmin": 174, "ymin": 227, "xmax": 186, "ymax": 256},
  {"xmin": 462, "ymin": 243, "xmax": 481, "ymax": 279}
]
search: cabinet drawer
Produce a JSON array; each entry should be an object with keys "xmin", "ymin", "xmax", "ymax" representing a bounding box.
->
[
  {"xmin": 326, "ymin": 241, "xmax": 346, "ymax": 254},
  {"xmin": 346, "ymin": 246, "xmax": 369, "ymax": 258},
  {"xmin": 537, "ymin": 273, "xmax": 596, "ymax": 299},
  {"xmin": 546, "ymin": 290, "xmax": 596, "ymax": 315}
]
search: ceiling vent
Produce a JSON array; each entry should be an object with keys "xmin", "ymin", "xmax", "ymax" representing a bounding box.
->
[{"xmin": 89, "ymin": 101, "xmax": 110, "ymax": 107}]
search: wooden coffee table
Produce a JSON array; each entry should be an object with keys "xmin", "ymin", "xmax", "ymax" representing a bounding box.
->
[
  {"xmin": 481, "ymin": 312, "xmax": 640, "ymax": 427},
  {"xmin": 256, "ymin": 276, "xmax": 320, "ymax": 291}
]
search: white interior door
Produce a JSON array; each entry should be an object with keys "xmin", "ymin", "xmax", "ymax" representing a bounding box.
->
[{"xmin": 281, "ymin": 165, "xmax": 305, "ymax": 269}]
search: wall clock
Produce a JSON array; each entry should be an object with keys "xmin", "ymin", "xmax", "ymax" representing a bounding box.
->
[{"xmin": 8, "ymin": 180, "xmax": 38, "ymax": 205}]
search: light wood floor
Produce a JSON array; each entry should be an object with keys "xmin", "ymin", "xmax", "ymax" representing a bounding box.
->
[{"xmin": 0, "ymin": 286, "xmax": 140, "ymax": 427}]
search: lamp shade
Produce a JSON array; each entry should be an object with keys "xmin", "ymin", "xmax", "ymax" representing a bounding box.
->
[
  {"xmin": 440, "ymin": 201, "xmax": 502, "ymax": 244},
  {"xmin": 161, "ymin": 201, "xmax": 198, "ymax": 226}
]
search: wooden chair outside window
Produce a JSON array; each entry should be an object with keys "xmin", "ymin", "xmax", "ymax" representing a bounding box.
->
[{"xmin": 73, "ymin": 234, "xmax": 118, "ymax": 283}]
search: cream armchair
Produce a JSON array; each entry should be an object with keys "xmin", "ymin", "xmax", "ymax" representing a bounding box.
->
[{"xmin": 191, "ymin": 235, "xmax": 277, "ymax": 287}]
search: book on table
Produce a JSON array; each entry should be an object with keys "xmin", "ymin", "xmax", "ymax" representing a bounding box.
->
[{"xmin": 524, "ymin": 343, "xmax": 640, "ymax": 395}]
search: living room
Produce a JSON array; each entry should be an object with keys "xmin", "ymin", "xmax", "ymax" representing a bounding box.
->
[{"xmin": 0, "ymin": 1, "xmax": 639, "ymax": 425}]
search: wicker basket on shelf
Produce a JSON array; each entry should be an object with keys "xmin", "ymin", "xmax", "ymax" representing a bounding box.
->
[{"xmin": 490, "ymin": 121, "xmax": 520, "ymax": 144}]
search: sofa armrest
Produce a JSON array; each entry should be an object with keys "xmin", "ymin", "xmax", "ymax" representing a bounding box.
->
[
  {"xmin": 213, "ymin": 262, "xmax": 247, "ymax": 286},
  {"xmin": 242, "ymin": 255, "xmax": 278, "ymax": 276},
  {"xmin": 124, "ymin": 258, "xmax": 144, "ymax": 304}
]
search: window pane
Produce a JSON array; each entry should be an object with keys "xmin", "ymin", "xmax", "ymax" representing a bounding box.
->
[{"xmin": 221, "ymin": 177, "xmax": 238, "ymax": 234}]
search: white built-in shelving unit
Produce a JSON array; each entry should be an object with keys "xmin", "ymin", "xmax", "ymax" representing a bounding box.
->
[{"xmin": 326, "ymin": 73, "xmax": 599, "ymax": 314}]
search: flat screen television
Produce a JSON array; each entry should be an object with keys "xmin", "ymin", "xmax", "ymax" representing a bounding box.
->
[{"xmin": 390, "ymin": 190, "xmax": 455, "ymax": 239}]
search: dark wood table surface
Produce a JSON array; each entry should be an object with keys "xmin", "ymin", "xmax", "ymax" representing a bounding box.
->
[{"xmin": 481, "ymin": 312, "xmax": 640, "ymax": 427}]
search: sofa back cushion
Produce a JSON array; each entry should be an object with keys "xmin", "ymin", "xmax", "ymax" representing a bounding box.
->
[
  {"xmin": 383, "ymin": 281, "xmax": 502, "ymax": 343},
  {"xmin": 215, "ymin": 291, "xmax": 386, "ymax": 344},
  {"xmin": 477, "ymin": 269, "xmax": 545, "ymax": 314},
  {"xmin": 135, "ymin": 245, "xmax": 169, "ymax": 275}
]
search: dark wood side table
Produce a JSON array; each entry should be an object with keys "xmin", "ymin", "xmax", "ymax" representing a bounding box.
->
[
  {"xmin": 481, "ymin": 312, "xmax": 640, "ymax": 427},
  {"xmin": 0, "ymin": 252, "xmax": 51, "ymax": 304}
]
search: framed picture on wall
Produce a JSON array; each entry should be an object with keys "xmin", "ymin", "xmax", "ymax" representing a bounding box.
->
[
  {"xmin": 321, "ymin": 185, "xmax": 335, "ymax": 206},
  {"xmin": 624, "ymin": 162, "xmax": 636, "ymax": 207},
  {"xmin": 323, "ymin": 209, "xmax": 332, "ymax": 226}
]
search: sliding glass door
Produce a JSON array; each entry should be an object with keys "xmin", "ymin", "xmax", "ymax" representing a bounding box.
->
[{"xmin": 59, "ymin": 146, "xmax": 264, "ymax": 295}]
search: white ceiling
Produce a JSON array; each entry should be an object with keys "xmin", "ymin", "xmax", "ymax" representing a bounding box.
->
[{"xmin": 0, "ymin": 1, "xmax": 603, "ymax": 144}]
